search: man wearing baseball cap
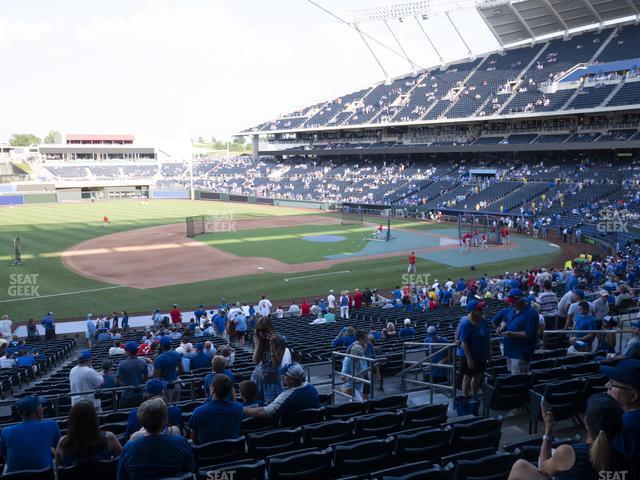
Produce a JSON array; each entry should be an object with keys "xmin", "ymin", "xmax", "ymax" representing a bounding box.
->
[
  {"xmin": 244, "ymin": 363, "xmax": 319, "ymax": 418},
  {"xmin": 0, "ymin": 396, "xmax": 59, "ymax": 473},
  {"xmin": 116, "ymin": 341, "xmax": 149, "ymax": 408},
  {"xmin": 565, "ymin": 289, "xmax": 592, "ymax": 330},
  {"xmin": 399, "ymin": 319, "xmax": 416, "ymax": 339},
  {"xmin": 153, "ymin": 336, "xmax": 184, "ymax": 403},
  {"xmin": 425, "ymin": 325, "xmax": 450, "ymax": 382},
  {"xmin": 457, "ymin": 300, "xmax": 490, "ymax": 399},
  {"xmin": 601, "ymin": 358, "xmax": 640, "ymax": 473},
  {"xmin": 69, "ymin": 349, "xmax": 104, "ymax": 411},
  {"xmin": 498, "ymin": 289, "xmax": 539, "ymax": 374}
]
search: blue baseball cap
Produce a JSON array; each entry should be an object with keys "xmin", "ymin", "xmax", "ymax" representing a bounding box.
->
[
  {"xmin": 17, "ymin": 395, "xmax": 47, "ymax": 416},
  {"xmin": 467, "ymin": 300, "xmax": 486, "ymax": 312},
  {"xmin": 507, "ymin": 288, "xmax": 523, "ymax": 298},
  {"xmin": 601, "ymin": 359, "xmax": 640, "ymax": 391},
  {"xmin": 145, "ymin": 379, "xmax": 167, "ymax": 396},
  {"xmin": 78, "ymin": 349, "xmax": 92, "ymax": 361},
  {"xmin": 159, "ymin": 336, "xmax": 172, "ymax": 347},
  {"xmin": 195, "ymin": 343, "xmax": 204, "ymax": 351},
  {"xmin": 573, "ymin": 289, "xmax": 585, "ymax": 299},
  {"xmin": 124, "ymin": 341, "xmax": 138, "ymax": 353}
]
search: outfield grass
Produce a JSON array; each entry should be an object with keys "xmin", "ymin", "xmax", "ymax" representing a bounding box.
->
[{"xmin": 0, "ymin": 200, "xmax": 566, "ymax": 321}]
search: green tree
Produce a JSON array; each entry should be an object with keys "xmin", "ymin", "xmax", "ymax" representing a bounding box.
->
[
  {"xmin": 9, "ymin": 134, "xmax": 41, "ymax": 146},
  {"xmin": 43, "ymin": 130, "xmax": 60, "ymax": 144}
]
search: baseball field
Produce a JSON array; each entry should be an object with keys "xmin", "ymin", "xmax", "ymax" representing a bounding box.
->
[{"xmin": 0, "ymin": 199, "xmax": 567, "ymax": 321}]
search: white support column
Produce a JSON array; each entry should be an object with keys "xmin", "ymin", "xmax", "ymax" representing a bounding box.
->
[
  {"xmin": 414, "ymin": 17, "xmax": 444, "ymax": 65},
  {"xmin": 355, "ymin": 23, "xmax": 390, "ymax": 82},
  {"xmin": 445, "ymin": 12, "xmax": 473, "ymax": 58},
  {"xmin": 383, "ymin": 19, "xmax": 418, "ymax": 73}
]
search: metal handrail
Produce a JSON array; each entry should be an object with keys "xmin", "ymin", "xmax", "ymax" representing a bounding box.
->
[
  {"xmin": 400, "ymin": 340, "xmax": 460, "ymax": 402},
  {"xmin": 331, "ymin": 351, "xmax": 381, "ymax": 402},
  {"xmin": 543, "ymin": 328, "xmax": 636, "ymax": 353}
]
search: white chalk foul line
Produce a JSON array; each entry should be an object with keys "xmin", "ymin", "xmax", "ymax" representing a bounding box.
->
[
  {"xmin": 284, "ymin": 271, "xmax": 351, "ymax": 282},
  {"xmin": 0, "ymin": 285, "xmax": 126, "ymax": 303}
]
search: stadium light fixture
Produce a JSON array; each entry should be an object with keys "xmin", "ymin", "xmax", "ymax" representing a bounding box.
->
[{"xmin": 347, "ymin": 0, "xmax": 516, "ymax": 24}]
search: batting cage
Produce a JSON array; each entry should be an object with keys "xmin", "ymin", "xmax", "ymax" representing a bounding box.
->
[
  {"xmin": 186, "ymin": 215, "xmax": 216, "ymax": 238},
  {"xmin": 457, "ymin": 213, "xmax": 506, "ymax": 245},
  {"xmin": 339, "ymin": 203, "xmax": 395, "ymax": 241}
]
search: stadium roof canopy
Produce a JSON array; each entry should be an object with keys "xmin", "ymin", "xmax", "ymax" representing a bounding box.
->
[{"xmin": 478, "ymin": 0, "xmax": 640, "ymax": 45}]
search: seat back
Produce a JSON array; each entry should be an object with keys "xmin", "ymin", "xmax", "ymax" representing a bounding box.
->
[
  {"xmin": 485, "ymin": 374, "xmax": 530, "ymax": 412},
  {"xmin": 402, "ymin": 403, "xmax": 448, "ymax": 428},
  {"xmin": 247, "ymin": 428, "xmax": 301, "ymax": 458},
  {"xmin": 393, "ymin": 428, "xmax": 449, "ymax": 463},
  {"xmin": 0, "ymin": 468, "xmax": 54, "ymax": 480},
  {"xmin": 354, "ymin": 411, "xmax": 403, "ymax": 437},
  {"xmin": 333, "ymin": 438, "xmax": 394, "ymax": 475},
  {"xmin": 192, "ymin": 437, "xmax": 246, "ymax": 468},
  {"xmin": 302, "ymin": 419, "xmax": 353, "ymax": 448},
  {"xmin": 279, "ymin": 407, "xmax": 325, "ymax": 428},
  {"xmin": 325, "ymin": 402, "xmax": 365, "ymax": 420},
  {"xmin": 268, "ymin": 448, "xmax": 332, "ymax": 480},
  {"xmin": 57, "ymin": 459, "xmax": 117, "ymax": 480},
  {"xmin": 240, "ymin": 416, "xmax": 274, "ymax": 435},
  {"xmin": 450, "ymin": 417, "xmax": 503, "ymax": 452},
  {"xmin": 367, "ymin": 394, "xmax": 408, "ymax": 413},
  {"xmin": 454, "ymin": 452, "xmax": 520, "ymax": 480},
  {"xmin": 197, "ymin": 460, "xmax": 265, "ymax": 480}
]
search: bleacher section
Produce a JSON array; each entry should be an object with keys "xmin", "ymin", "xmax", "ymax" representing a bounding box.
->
[{"xmin": 247, "ymin": 23, "xmax": 640, "ymax": 132}]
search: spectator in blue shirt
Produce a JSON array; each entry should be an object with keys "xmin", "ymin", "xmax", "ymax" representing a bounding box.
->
[
  {"xmin": 368, "ymin": 324, "xmax": 382, "ymax": 342},
  {"xmin": 41, "ymin": 312, "xmax": 55, "ymax": 340},
  {"xmin": 565, "ymin": 269, "xmax": 579, "ymax": 293},
  {"xmin": 601, "ymin": 359, "xmax": 640, "ymax": 476},
  {"xmin": 117, "ymin": 398, "xmax": 194, "ymax": 480},
  {"xmin": 15, "ymin": 349, "xmax": 35, "ymax": 369},
  {"xmin": 0, "ymin": 395, "xmax": 60, "ymax": 473},
  {"xmin": 204, "ymin": 356, "xmax": 236, "ymax": 401},
  {"xmin": 458, "ymin": 300, "xmax": 489, "ymax": 398},
  {"xmin": 213, "ymin": 310, "xmax": 227, "ymax": 338},
  {"xmin": 233, "ymin": 312, "xmax": 248, "ymax": 347},
  {"xmin": 498, "ymin": 289, "xmax": 539, "ymax": 374},
  {"xmin": 86, "ymin": 314, "xmax": 97, "ymax": 347},
  {"xmin": 399, "ymin": 318, "xmax": 417, "ymax": 338},
  {"xmin": 153, "ymin": 336, "xmax": 183, "ymax": 403},
  {"xmin": 97, "ymin": 329, "xmax": 112, "ymax": 342},
  {"xmin": 116, "ymin": 341, "xmax": 148, "ymax": 408},
  {"xmin": 189, "ymin": 374, "xmax": 243, "ymax": 444},
  {"xmin": 425, "ymin": 326, "xmax": 450, "ymax": 381},
  {"xmin": 456, "ymin": 278, "xmax": 466, "ymax": 292},
  {"xmin": 126, "ymin": 379, "xmax": 184, "ymax": 438},
  {"xmin": 570, "ymin": 301, "xmax": 597, "ymax": 352},
  {"xmin": 189, "ymin": 343, "xmax": 212, "ymax": 371},
  {"xmin": 101, "ymin": 360, "xmax": 117, "ymax": 389},
  {"xmin": 332, "ymin": 326, "xmax": 356, "ymax": 348},
  {"xmin": 194, "ymin": 304, "xmax": 207, "ymax": 324},
  {"xmin": 121, "ymin": 310, "xmax": 129, "ymax": 332}
]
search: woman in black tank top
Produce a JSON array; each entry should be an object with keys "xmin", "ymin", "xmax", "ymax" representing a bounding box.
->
[{"xmin": 508, "ymin": 393, "xmax": 635, "ymax": 480}]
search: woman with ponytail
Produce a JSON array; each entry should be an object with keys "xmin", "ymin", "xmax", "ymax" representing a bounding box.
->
[{"xmin": 509, "ymin": 393, "xmax": 635, "ymax": 480}]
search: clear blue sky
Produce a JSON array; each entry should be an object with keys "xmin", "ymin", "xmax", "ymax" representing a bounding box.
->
[{"xmin": 0, "ymin": 0, "xmax": 498, "ymax": 143}]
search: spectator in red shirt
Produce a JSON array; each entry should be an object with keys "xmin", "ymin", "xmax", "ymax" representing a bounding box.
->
[
  {"xmin": 170, "ymin": 305, "xmax": 182, "ymax": 325},
  {"xmin": 353, "ymin": 289, "xmax": 363, "ymax": 309},
  {"xmin": 300, "ymin": 300, "xmax": 310, "ymax": 316}
]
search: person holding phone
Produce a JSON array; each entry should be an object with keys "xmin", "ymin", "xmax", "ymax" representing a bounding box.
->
[{"xmin": 508, "ymin": 393, "xmax": 634, "ymax": 480}]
